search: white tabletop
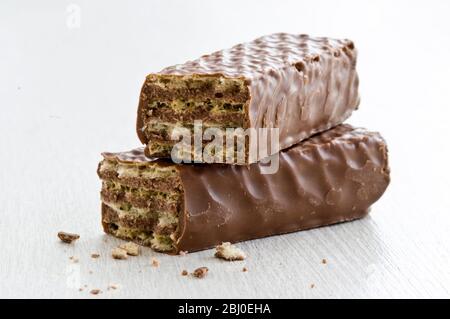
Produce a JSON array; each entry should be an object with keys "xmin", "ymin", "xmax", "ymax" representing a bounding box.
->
[{"xmin": 1, "ymin": 0, "xmax": 449, "ymax": 299}]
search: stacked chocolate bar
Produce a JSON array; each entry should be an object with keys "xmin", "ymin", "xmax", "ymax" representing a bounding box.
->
[{"xmin": 97, "ymin": 33, "xmax": 390, "ymax": 254}]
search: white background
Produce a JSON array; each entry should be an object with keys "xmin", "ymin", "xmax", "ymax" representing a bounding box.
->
[{"xmin": 1, "ymin": 0, "xmax": 449, "ymax": 298}]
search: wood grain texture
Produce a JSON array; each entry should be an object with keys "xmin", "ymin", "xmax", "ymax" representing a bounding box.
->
[{"xmin": 1, "ymin": 0, "xmax": 449, "ymax": 298}]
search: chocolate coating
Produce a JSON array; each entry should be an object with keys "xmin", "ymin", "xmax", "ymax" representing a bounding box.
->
[
  {"xmin": 176, "ymin": 125, "xmax": 388, "ymax": 252},
  {"xmin": 103, "ymin": 125, "xmax": 389, "ymax": 253},
  {"xmin": 137, "ymin": 33, "xmax": 360, "ymax": 162}
]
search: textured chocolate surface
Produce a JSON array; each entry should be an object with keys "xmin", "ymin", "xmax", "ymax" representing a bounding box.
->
[
  {"xmin": 101, "ymin": 124, "xmax": 390, "ymax": 253},
  {"xmin": 137, "ymin": 33, "xmax": 360, "ymax": 162}
]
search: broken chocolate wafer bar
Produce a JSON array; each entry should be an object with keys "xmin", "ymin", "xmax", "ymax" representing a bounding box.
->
[
  {"xmin": 98, "ymin": 124, "xmax": 389, "ymax": 254},
  {"xmin": 137, "ymin": 33, "xmax": 360, "ymax": 163}
]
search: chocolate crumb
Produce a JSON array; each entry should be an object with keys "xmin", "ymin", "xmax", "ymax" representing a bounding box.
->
[
  {"xmin": 112, "ymin": 247, "xmax": 128, "ymax": 260},
  {"xmin": 90, "ymin": 289, "xmax": 101, "ymax": 295},
  {"xmin": 58, "ymin": 231, "xmax": 80, "ymax": 244},
  {"xmin": 310, "ymin": 284, "xmax": 315, "ymax": 289},
  {"xmin": 107, "ymin": 284, "xmax": 118, "ymax": 291},
  {"xmin": 78, "ymin": 288, "xmax": 83, "ymax": 292},
  {"xmin": 91, "ymin": 253, "xmax": 100, "ymax": 258},
  {"xmin": 322, "ymin": 259, "xmax": 327, "ymax": 264},
  {"xmin": 181, "ymin": 270, "xmax": 188, "ymax": 276},
  {"xmin": 119, "ymin": 242, "xmax": 140, "ymax": 256},
  {"xmin": 192, "ymin": 267, "xmax": 209, "ymax": 278},
  {"xmin": 151, "ymin": 258, "xmax": 160, "ymax": 267},
  {"xmin": 242, "ymin": 267, "xmax": 248, "ymax": 272}
]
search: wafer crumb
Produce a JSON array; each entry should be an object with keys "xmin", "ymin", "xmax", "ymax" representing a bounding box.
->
[
  {"xmin": 181, "ymin": 270, "xmax": 188, "ymax": 276},
  {"xmin": 179, "ymin": 251, "xmax": 188, "ymax": 256},
  {"xmin": 58, "ymin": 231, "xmax": 80, "ymax": 244},
  {"xmin": 91, "ymin": 253, "xmax": 100, "ymax": 258},
  {"xmin": 151, "ymin": 258, "xmax": 160, "ymax": 267},
  {"xmin": 112, "ymin": 247, "xmax": 128, "ymax": 260},
  {"xmin": 215, "ymin": 242, "xmax": 246, "ymax": 261},
  {"xmin": 192, "ymin": 267, "xmax": 209, "ymax": 278},
  {"xmin": 90, "ymin": 289, "xmax": 101, "ymax": 295},
  {"xmin": 119, "ymin": 242, "xmax": 140, "ymax": 256}
]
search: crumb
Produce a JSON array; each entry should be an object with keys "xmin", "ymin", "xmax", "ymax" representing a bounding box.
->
[
  {"xmin": 112, "ymin": 247, "xmax": 128, "ymax": 260},
  {"xmin": 107, "ymin": 284, "xmax": 118, "ymax": 291},
  {"xmin": 151, "ymin": 258, "xmax": 160, "ymax": 267},
  {"xmin": 179, "ymin": 250, "xmax": 188, "ymax": 256},
  {"xmin": 119, "ymin": 242, "xmax": 140, "ymax": 256},
  {"xmin": 91, "ymin": 253, "xmax": 100, "ymax": 258},
  {"xmin": 78, "ymin": 288, "xmax": 83, "ymax": 292},
  {"xmin": 310, "ymin": 284, "xmax": 315, "ymax": 289},
  {"xmin": 69, "ymin": 256, "xmax": 79, "ymax": 263},
  {"xmin": 215, "ymin": 242, "xmax": 246, "ymax": 261},
  {"xmin": 181, "ymin": 270, "xmax": 188, "ymax": 276},
  {"xmin": 192, "ymin": 267, "xmax": 209, "ymax": 278},
  {"xmin": 88, "ymin": 270, "xmax": 93, "ymax": 274},
  {"xmin": 322, "ymin": 259, "xmax": 327, "ymax": 264},
  {"xmin": 242, "ymin": 267, "xmax": 248, "ymax": 272},
  {"xmin": 84, "ymin": 284, "xmax": 88, "ymax": 288},
  {"xmin": 58, "ymin": 231, "xmax": 80, "ymax": 244},
  {"xmin": 90, "ymin": 289, "xmax": 101, "ymax": 295}
]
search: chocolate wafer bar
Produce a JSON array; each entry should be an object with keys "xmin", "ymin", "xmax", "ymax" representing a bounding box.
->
[
  {"xmin": 137, "ymin": 33, "xmax": 360, "ymax": 163},
  {"xmin": 98, "ymin": 125, "xmax": 389, "ymax": 254}
]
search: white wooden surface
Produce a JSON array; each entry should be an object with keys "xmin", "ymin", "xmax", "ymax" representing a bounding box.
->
[{"xmin": 1, "ymin": 0, "xmax": 450, "ymax": 298}]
